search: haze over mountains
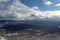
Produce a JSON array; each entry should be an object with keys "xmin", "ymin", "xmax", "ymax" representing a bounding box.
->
[{"xmin": 0, "ymin": 20, "xmax": 60, "ymax": 32}]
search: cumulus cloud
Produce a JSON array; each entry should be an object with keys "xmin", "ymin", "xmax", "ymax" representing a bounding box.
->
[
  {"xmin": 31, "ymin": 6, "xmax": 40, "ymax": 10},
  {"xmin": 0, "ymin": 0, "xmax": 11, "ymax": 8},
  {"xmin": 43, "ymin": 0, "xmax": 53, "ymax": 6},
  {"xmin": 54, "ymin": 3, "xmax": 60, "ymax": 6},
  {"xmin": 0, "ymin": 0, "xmax": 9, "ymax": 2},
  {"xmin": 41, "ymin": 11, "xmax": 60, "ymax": 21},
  {"xmin": 0, "ymin": 0, "xmax": 60, "ymax": 21}
]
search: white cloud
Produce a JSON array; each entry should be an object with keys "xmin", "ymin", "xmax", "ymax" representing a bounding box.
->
[
  {"xmin": 0, "ymin": 0, "xmax": 9, "ymax": 2},
  {"xmin": 31, "ymin": 6, "xmax": 40, "ymax": 10},
  {"xmin": 41, "ymin": 11, "xmax": 60, "ymax": 21},
  {"xmin": 54, "ymin": 3, "xmax": 60, "ymax": 6},
  {"xmin": 43, "ymin": 0, "xmax": 53, "ymax": 6},
  {"xmin": 0, "ymin": 0, "xmax": 60, "ymax": 21},
  {"xmin": 0, "ymin": 0, "xmax": 10, "ymax": 8}
]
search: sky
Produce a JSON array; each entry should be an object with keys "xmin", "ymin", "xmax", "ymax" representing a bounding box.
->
[
  {"xmin": 21, "ymin": 0, "xmax": 60, "ymax": 11},
  {"xmin": 0, "ymin": 0, "xmax": 60, "ymax": 11},
  {"xmin": 0, "ymin": 0, "xmax": 60, "ymax": 21}
]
